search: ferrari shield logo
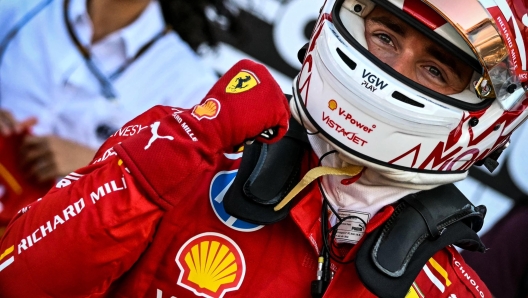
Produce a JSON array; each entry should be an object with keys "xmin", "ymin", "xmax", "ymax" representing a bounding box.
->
[{"xmin": 226, "ymin": 70, "xmax": 260, "ymax": 94}]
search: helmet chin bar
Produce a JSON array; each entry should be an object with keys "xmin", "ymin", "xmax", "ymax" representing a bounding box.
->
[
  {"xmin": 297, "ymin": 38, "xmax": 509, "ymax": 174},
  {"xmin": 291, "ymin": 75, "xmax": 466, "ymax": 175},
  {"xmin": 295, "ymin": 41, "xmax": 505, "ymax": 174}
]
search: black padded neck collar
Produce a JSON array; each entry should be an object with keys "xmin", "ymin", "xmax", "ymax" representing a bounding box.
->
[{"xmin": 356, "ymin": 183, "xmax": 486, "ymax": 298}]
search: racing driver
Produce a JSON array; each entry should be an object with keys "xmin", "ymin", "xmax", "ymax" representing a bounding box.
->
[{"xmin": 1, "ymin": 0, "xmax": 528, "ymax": 297}]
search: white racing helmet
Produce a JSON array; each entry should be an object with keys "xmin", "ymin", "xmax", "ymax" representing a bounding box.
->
[{"xmin": 292, "ymin": 0, "xmax": 528, "ymax": 175}]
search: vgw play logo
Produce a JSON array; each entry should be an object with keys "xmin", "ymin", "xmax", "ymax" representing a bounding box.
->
[{"xmin": 209, "ymin": 170, "xmax": 263, "ymax": 232}]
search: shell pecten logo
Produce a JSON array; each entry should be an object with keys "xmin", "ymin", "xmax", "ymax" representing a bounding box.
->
[
  {"xmin": 176, "ymin": 233, "xmax": 246, "ymax": 298},
  {"xmin": 328, "ymin": 99, "xmax": 338, "ymax": 111},
  {"xmin": 192, "ymin": 98, "xmax": 221, "ymax": 121}
]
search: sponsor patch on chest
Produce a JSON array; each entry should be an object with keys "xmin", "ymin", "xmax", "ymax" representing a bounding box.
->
[
  {"xmin": 209, "ymin": 170, "xmax": 263, "ymax": 232},
  {"xmin": 175, "ymin": 232, "xmax": 246, "ymax": 298}
]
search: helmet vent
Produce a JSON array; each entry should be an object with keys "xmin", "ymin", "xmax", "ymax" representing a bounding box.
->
[
  {"xmin": 392, "ymin": 92, "xmax": 424, "ymax": 108},
  {"xmin": 336, "ymin": 48, "xmax": 357, "ymax": 70}
]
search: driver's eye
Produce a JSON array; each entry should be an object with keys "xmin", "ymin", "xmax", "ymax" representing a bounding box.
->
[
  {"xmin": 426, "ymin": 66, "xmax": 441, "ymax": 78},
  {"xmin": 376, "ymin": 33, "xmax": 393, "ymax": 45}
]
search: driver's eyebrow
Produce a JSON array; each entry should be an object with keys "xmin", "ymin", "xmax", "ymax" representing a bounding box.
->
[
  {"xmin": 368, "ymin": 13, "xmax": 470, "ymax": 84},
  {"xmin": 368, "ymin": 16, "xmax": 407, "ymax": 37},
  {"xmin": 426, "ymin": 45, "xmax": 464, "ymax": 79}
]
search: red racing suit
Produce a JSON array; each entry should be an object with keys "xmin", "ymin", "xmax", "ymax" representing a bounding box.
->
[{"xmin": 0, "ymin": 60, "xmax": 490, "ymax": 298}]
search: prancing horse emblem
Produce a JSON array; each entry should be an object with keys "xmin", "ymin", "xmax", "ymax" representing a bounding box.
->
[
  {"xmin": 226, "ymin": 70, "xmax": 260, "ymax": 94},
  {"xmin": 234, "ymin": 76, "xmax": 251, "ymax": 89},
  {"xmin": 144, "ymin": 121, "xmax": 174, "ymax": 150}
]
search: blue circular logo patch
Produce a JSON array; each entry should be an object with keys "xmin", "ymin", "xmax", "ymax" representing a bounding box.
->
[{"xmin": 209, "ymin": 170, "xmax": 263, "ymax": 232}]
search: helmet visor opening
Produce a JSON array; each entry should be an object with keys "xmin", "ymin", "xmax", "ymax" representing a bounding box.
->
[{"xmin": 331, "ymin": 0, "xmax": 524, "ymax": 111}]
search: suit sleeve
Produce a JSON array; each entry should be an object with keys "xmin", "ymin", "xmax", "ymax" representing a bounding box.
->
[
  {"xmin": 92, "ymin": 105, "xmax": 170, "ymax": 164},
  {"xmin": 0, "ymin": 155, "xmax": 164, "ymax": 297},
  {"xmin": 0, "ymin": 59, "xmax": 290, "ymax": 297}
]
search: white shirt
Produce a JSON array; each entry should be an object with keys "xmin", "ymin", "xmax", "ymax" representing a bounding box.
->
[{"xmin": 0, "ymin": 0, "xmax": 218, "ymax": 148}]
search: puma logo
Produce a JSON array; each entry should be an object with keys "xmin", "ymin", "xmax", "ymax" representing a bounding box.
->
[{"xmin": 144, "ymin": 121, "xmax": 174, "ymax": 150}]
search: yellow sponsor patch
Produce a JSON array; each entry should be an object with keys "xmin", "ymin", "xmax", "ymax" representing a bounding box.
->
[
  {"xmin": 192, "ymin": 98, "xmax": 221, "ymax": 120},
  {"xmin": 328, "ymin": 99, "xmax": 338, "ymax": 111},
  {"xmin": 226, "ymin": 70, "xmax": 260, "ymax": 94},
  {"xmin": 406, "ymin": 282, "xmax": 424, "ymax": 298},
  {"xmin": 176, "ymin": 233, "xmax": 246, "ymax": 298},
  {"xmin": 406, "ymin": 286, "xmax": 420, "ymax": 298}
]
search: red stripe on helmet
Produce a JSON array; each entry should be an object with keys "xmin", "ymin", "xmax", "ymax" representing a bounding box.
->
[{"xmin": 402, "ymin": 0, "xmax": 446, "ymax": 30}]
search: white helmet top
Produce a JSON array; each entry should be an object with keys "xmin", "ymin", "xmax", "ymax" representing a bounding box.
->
[{"xmin": 293, "ymin": 0, "xmax": 528, "ymax": 178}]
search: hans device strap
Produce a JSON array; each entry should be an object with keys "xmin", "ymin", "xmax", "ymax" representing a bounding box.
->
[
  {"xmin": 223, "ymin": 95, "xmax": 310, "ymax": 225},
  {"xmin": 355, "ymin": 183, "xmax": 487, "ymax": 298}
]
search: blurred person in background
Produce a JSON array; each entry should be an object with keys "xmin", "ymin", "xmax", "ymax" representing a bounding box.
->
[{"xmin": 0, "ymin": 0, "xmax": 239, "ymax": 228}]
